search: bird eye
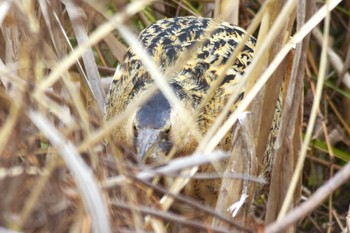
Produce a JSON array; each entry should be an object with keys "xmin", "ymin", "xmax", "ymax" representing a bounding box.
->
[
  {"xmin": 133, "ymin": 124, "xmax": 138, "ymax": 137},
  {"xmin": 164, "ymin": 128, "xmax": 171, "ymax": 135}
]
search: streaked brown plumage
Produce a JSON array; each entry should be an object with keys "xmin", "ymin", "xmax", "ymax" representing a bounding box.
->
[{"xmin": 105, "ymin": 16, "xmax": 256, "ymax": 207}]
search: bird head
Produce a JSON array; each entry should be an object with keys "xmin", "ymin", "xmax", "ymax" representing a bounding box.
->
[{"xmin": 133, "ymin": 92, "xmax": 174, "ymax": 164}]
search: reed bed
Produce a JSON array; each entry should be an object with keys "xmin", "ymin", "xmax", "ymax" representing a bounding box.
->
[{"xmin": 0, "ymin": 0, "xmax": 349, "ymax": 232}]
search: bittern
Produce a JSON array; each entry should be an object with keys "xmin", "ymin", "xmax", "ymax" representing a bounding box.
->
[{"xmin": 105, "ymin": 16, "xmax": 256, "ymax": 206}]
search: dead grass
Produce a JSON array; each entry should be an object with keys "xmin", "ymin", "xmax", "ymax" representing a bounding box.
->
[{"xmin": 0, "ymin": 0, "xmax": 349, "ymax": 232}]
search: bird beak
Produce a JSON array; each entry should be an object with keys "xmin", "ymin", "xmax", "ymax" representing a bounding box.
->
[{"xmin": 136, "ymin": 129, "xmax": 162, "ymax": 162}]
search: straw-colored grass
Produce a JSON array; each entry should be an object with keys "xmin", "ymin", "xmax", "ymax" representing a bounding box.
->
[{"xmin": 0, "ymin": 0, "xmax": 349, "ymax": 232}]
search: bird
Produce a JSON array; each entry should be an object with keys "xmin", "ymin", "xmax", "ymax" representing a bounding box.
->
[{"xmin": 105, "ymin": 16, "xmax": 256, "ymax": 207}]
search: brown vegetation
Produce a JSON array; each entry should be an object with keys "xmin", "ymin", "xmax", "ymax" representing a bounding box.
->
[{"xmin": 0, "ymin": 0, "xmax": 349, "ymax": 232}]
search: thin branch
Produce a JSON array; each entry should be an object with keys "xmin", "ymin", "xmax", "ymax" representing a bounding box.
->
[
  {"xmin": 104, "ymin": 151, "xmax": 229, "ymax": 188},
  {"xmin": 29, "ymin": 111, "xmax": 111, "ymax": 233},
  {"xmin": 265, "ymin": 160, "xmax": 350, "ymax": 233},
  {"xmin": 64, "ymin": 0, "xmax": 105, "ymax": 112},
  {"xmin": 32, "ymin": 0, "xmax": 155, "ymax": 102},
  {"xmin": 131, "ymin": 176, "xmax": 252, "ymax": 232},
  {"xmin": 112, "ymin": 201, "xmax": 241, "ymax": 233},
  {"xmin": 277, "ymin": 0, "xmax": 332, "ymax": 219},
  {"xmin": 312, "ymin": 28, "xmax": 350, "ymax": 90}
]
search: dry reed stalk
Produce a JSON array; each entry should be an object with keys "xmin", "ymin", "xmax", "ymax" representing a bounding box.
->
[{"xmin": 0, "ymin": 1, "xmax": 349, "ymax": 233}]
